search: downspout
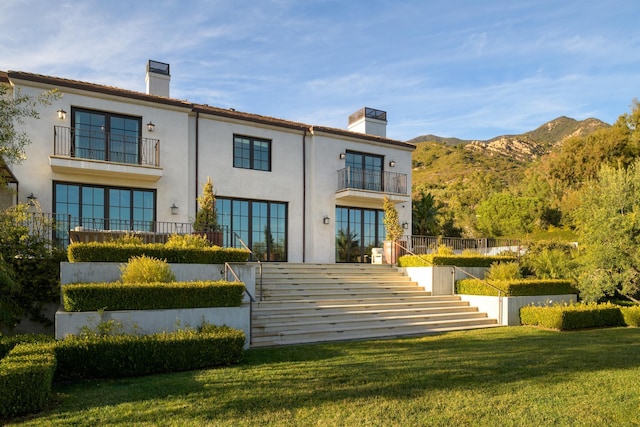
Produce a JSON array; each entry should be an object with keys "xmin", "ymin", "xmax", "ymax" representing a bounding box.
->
[
  {"xmin": 195, "ymin": 110, "xmax": 200, "ymax": 214},
  {"xmin": 302, "ymin": 127, "xmax": 308, "ymax": 263}
]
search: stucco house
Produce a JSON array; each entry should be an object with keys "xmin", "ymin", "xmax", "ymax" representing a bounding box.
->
[{"xmin": 1, "ymin": 60, "xmax": 413, "ymax": 264}]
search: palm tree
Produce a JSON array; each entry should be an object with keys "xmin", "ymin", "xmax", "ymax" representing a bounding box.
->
[
  {"xmin": 412, "ymin": 190, "xmax": 443, "ymax": 236},
  {"xmin": 336, "ymin": 229, "xmax": 359, "ymax": 262}
]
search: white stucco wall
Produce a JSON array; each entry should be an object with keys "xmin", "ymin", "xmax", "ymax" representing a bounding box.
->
[{"xmin": 7, "ymin": 74, "xmax": 414, "ymax": 265}]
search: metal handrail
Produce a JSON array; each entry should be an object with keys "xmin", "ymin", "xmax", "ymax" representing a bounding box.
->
[
  {"xmin": 393, "ymin": 240, "xmax": 503, "ymax": 324},
  {"xmin": 224, "ymin": 261, "xmax": 255, "ymax": 346},
  {"xmin": 232, "ymin": 232, "xmax": 263, "ymax": 301}
]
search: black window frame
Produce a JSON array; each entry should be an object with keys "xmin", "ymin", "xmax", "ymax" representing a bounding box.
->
[
  {"xmin": 71, "ymin": 107, "xmax": 143, "ymax": 164},
  {"xmin": 233, "ymin": 134, "xmax": 272, "ymax": 171}
]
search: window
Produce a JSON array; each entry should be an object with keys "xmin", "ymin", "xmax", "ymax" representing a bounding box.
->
[
  {"xmin": 54, "ymin": 182, "xmax": 155, "ymax": 240},
  {"xmin": 335, "ymin": 206, "xmax": 385, "ymax": 263},
  {"xmin": 345, "ymin": 151, "xmax": 383, "ymax": 191},
  {"xmin": 72, "ymin": 108, "xmax": 141, "ymax": 164},
  {"xmin": 233, "ymin": 135, "xmax": 271, "ymax": 171},
  {"xmin": 218, "ymin": 197, "xmax": 287, "ymax": 261}
]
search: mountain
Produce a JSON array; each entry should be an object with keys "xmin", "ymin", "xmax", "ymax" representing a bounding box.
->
[{"xmin": 409, "ymin": 116, "xmax": 610, "ymax": 163}]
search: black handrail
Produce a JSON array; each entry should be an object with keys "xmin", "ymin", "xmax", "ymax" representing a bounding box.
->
[{"xmin": 232, "ymin": 232, "xmax": 263, "ymax": 301}]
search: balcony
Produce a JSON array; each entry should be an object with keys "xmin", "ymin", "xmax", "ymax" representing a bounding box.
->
[
  {"xmin": 50, "ymin": 126, "xmax": 162, "ymax": 181},
  {"xmin": 336, "ymin": 167, "xmax": 410, "ymax": 205}
]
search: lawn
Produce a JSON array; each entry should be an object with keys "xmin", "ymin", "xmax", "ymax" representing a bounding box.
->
[{"xmin": 8, "ymin": 326, "xmax": 640, "ymax": 426}]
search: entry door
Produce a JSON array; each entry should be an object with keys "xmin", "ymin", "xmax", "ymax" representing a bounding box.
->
[{"xmin": 335, "ymin": 207, "xmax": 384, "ymax": 263}]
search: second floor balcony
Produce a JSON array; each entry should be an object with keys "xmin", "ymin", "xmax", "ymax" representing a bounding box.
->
[
  {"xmin": 53, "ymin": 125, "xmax": 160, "ymax": 167},
  {"xmin": 51, "ymin": 126, "xmax": 162, "ymax": 181},
  {"xmin": 336, "ymin": 167, "xmax": 409, "ymax": 205}
]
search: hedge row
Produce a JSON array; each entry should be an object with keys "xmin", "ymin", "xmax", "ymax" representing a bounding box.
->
[
  {"xmin": 520, "ymin": 303, "xmax": 626, "ymax": 330},
  {"xmin": 398, "ymin": 254, "xmax": 517, "ymax": 268},
  {"xmin": 68, "ymin": 242, "xmax": 250, "ymax": 264},
  {"xmin": 621, "ymin": 305, "xmax": 640, "ymax": 327},
  {"xmin": 0, "ymin": 334, "xmax": 53, "ymax": 359},
  {"xmin": 456, "ymin": 279, "xmax": 577, "ymax": 297},
  {"xmin": 62, "ymin": 281, "xmax": 245, "ymax": 312},
  {"xmin": 55, "ymin": 325, "xmax": 245, "ymax": 380},
  {"xmin": 0, "ymin": 342, "xmax": 57, "ymax": 418}
]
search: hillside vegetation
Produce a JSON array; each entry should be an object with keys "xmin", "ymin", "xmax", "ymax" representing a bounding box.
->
[{"xmin": 408, "ymin": 108, "xmax": 620, "ymax": 237}]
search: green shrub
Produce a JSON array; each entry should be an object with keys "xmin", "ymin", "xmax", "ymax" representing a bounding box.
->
[
  {"xmin": 68, "ymin": 242, "xmax": 250, "ymax": 264},
  {"xmin": 485, "ymin": 262, "xmax": 523, "ymax": 281},
  {"xmin": 120, "ymin": 255, "xmax": 176, "ymax": 284},
  {"xmin": 0, "ymin": 342, "xmax": 57, "ymax": 418},
  {"xmin": 62, "ymin": 281, "xmax": 245, "ymax": 311},
  {"xmin": 55, "ymin": 326, "xmax": 244, "ymax": 380},
  {"xmin": 621, "ymin": 305, "xmax": 640, "ymax": 327},
  {"xmin": 456, "ymin": 279, "xmax": 577, "ymax": 296},
  {"xmin": 398, "ymin": 254, "xmax": 517, "ymax": 268},
  {"xmin": 165, "ymin": 233, "xmax": 210, "ymax": 249},
  {"xmin": 520, "ymin": 303, "xmax": 625, "ymax": 330},
  {"xmin": 111, "ymin": 233, "xmax": 144, "ymax": 246},
  {"xmin": 0, "ymin": 334, "xmax": 54, "ymax": 359},
  {"xmin": 521, "ymin": 248, "xmax": 577, "ymax": 279}
]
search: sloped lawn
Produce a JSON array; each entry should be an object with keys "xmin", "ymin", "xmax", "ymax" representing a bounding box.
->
[{"xmin": 8, "ymin": 327, "xmax": 640, "ymax": 426}]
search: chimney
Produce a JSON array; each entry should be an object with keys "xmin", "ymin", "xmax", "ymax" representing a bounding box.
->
[
  {"xmin": 348, "ymin": 107, "xmax": 387, "ymax": 138},
  {"xmin": 145, "ymin": 60, "xmax": 170, "ymax": 97}
]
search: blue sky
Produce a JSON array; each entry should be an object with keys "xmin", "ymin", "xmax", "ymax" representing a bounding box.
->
[{"xmin": 2, "ymin": 0, "xmax": 639, "ymax": 141}]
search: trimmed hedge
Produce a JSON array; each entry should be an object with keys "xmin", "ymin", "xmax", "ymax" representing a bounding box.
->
[
  {"xmin": 520, "ymin": 303, "xmax": 626, "ymax": 330},
  {"xmin": 62, "ymin": 280, "xmax": 245, "ymax": 312},
  {"xmin": 55, "ymin": 326, "xmax": 245, "ymax": 380},
  {"xmin": 0, "ymin": 334, "xmax": 53, "ymax": 359},
  {"xmin": 398, "ymin": 254, "xmax": 517, "ymax": 268},
  {"xmin": 456, "ymin": 279, "xmax": 577, "ymax": 297},
  {"xmin": 68, "ymin": 242, "xmax": 250, "ymax": 264},
  {"xmin": 0, "ymin": 342, "xmax": 57, "ymax": 418},
  {"xmin": 621, "ymin": 305, "xmax": 640, "ymax": 327}
]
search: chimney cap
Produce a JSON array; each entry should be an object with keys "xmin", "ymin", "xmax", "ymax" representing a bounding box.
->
[
  {"xmin": 348, "ymin": 107, "xmax": 387, "ymax": 125},
  {"xmin": 147, "ymin": 60, "xmax": 170, "ymax": 76}
]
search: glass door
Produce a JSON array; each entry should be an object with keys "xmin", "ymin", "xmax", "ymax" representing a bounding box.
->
[{"xmin": 336, "ymin": 207, "xmax": 384, "ymax": 263}]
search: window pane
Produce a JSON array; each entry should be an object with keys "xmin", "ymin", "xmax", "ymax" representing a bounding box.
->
[
  {"xmin": 233, "ymin": 137, "xmax": 251, "ymax": 169},
  {"xmin": 81, "ymin": 187, "xmax": 105, "ymax": 230},
  {"xmin": 254, "ymin": 140, "xmax": 270, "ymax": 171}
]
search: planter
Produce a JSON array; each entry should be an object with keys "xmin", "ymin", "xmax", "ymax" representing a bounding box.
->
[
  {"xmin": 193, "ymin": 231, "xmax": 223, "ymax": 246},
  {"xmin": 383, "ymin": 240, "xmax": 397, "ymax": 265}
]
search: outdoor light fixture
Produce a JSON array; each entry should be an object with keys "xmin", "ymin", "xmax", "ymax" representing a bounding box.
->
[
  {"xmin": 170, "ymin": 203, "xmax": 178, "ymax": 215},
  {"xmin": 339, "ymin": 152, "xmax": 346, "ymax": 160},
  {"xmin": 147, "ymin": 121, "xmax": 155, "ymax": 132},
  {"xmin": 323, "ymin": 215, "xmax": 330, "ymax": 225},
  {"xmin": 402, "ymin": 222, "xmax": 409, "ymax": 230},
  {"xmin": 57, "ymin": 109, "xmax": 67, "ymax": 120},
  {"xmin": 389, "ymin": 160, "xmax": 396, "ymax": 167},
  {"xmin": 27, "ymin": 193, "xmax": 37, "ymax": 205}
]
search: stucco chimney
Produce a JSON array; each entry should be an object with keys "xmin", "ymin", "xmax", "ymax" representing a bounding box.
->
[
  {"xmin": 348, "ymin": 107, "xmax": 387, "ymax": 138},
  {"xmin": 145, "ymin": 60, "xmax": 170, "ymax": 97}
]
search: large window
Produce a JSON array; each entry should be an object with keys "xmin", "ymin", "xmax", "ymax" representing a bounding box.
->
[
  {"xmin": 345, "ymin": 151, "xmax": 383, "ymax": 191},
  {"xmin": 72, "ymin": 108, "xmax": 141, "ymax": 164},
  {"xmin": 217, "ymin": 197, "xmax": 287, "ymax": 261},
  {"xmin": 233, "ymin": 135, "xmax": 271, "ymax": 171},
  {"xmin": 54, "ymin": 182, "xmax": 155, "ymax": 236},
  {"xmin": 335, "ymin": 206, "xmax": 385, "ymax": 263}
]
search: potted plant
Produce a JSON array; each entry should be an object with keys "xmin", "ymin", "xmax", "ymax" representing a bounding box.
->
[
  {"xmin": 193, "ymin": 177, "xmax": 223, "ymax": 246},
  {"xmin": 382, "ymin": 195, "xmax": 404, "ymax": 264}
]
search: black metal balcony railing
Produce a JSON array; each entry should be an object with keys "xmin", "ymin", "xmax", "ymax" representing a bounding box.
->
[
  {"xmin": 337, "ymin": 167, "xmax": 407, "ymax": 194},
  {"xmin": 53, "ymin": 126, "xmax": 160, "ymax": 167}
]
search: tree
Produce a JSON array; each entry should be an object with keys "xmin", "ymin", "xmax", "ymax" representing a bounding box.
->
[
  {"xmin": 0, "ymin": 83, "xmax": 59, "ymax": 176},
  {"xmin": 383, "ymin": 196, "xmax": 403, "ymax": 241},
  {"xmin": 193, "ymin": 177, "xmax": 219, "ymax": 232},
  {"xmin": 412, "ymin": 190, "xmax": 442, "ymax": 236},
  {"xmin": 574, "ymin": 161, "xmax": 640, "ymax": 303},
  {"xmin": 475, "ymin": 192, "xmax": 543, "ymax": 237}
]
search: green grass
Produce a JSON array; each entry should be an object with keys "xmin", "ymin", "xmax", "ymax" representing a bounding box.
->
[{"xmin": 8, "ymin": 327, "xmax": 640, "ymax": 426}]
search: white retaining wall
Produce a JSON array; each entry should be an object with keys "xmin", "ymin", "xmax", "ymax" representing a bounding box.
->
[{"xmin": 402, "ymin": 266, "xmax": 488, "ymax": 295}]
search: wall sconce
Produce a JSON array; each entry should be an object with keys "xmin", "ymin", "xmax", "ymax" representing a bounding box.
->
[
  {"xmin": 323, "ymin": 215, "xmax": 330, "ymax": 225},
  {"xmin": 339, "ymin": 153, "xmax": 346, "ymax": 160},
  {"xmin": 27, "ymin": 193, "xmax": 37, "ymax": 205},
  {"xmin": 389, "ymin": 160, "xmax": 396, "ymax": 167},
  {"xmin": 402, "ymin": 222, "xmax": 409, "ymax": 230},
  {"xmin": 147, "ymin": 121, "xmax": 155, "ymax": 132},
  {"xmin": 57, "ymin": 109, "xmax": 67, "ymax": 120},
  {"xmin": 170, "ymin": 203, "xmax": 178, "ymax": 215}
]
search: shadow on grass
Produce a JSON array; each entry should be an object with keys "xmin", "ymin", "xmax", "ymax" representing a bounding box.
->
[{"xmin": 26, "ymin": 327, "xmax": 640, "ymax": 425}]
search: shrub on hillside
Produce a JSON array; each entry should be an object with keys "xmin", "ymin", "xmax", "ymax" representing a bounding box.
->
[{"xmin": 485, "ymin": 262, "xmax": 523, "ymax": 281}]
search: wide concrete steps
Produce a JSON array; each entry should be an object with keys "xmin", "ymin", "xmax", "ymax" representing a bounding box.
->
[{"xmin": 251, "ymin": 263, "xmax": 498, "ymax": 347}]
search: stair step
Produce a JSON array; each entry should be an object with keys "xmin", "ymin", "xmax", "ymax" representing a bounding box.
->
[{"xmin": 254, "ymin": 305, "xmax": 480, "ymax": 319}]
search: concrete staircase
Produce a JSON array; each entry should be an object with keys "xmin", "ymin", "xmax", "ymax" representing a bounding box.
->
[{"xmin": 250, "ymin": 263, "xmax": 498, "ymax": 347}]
